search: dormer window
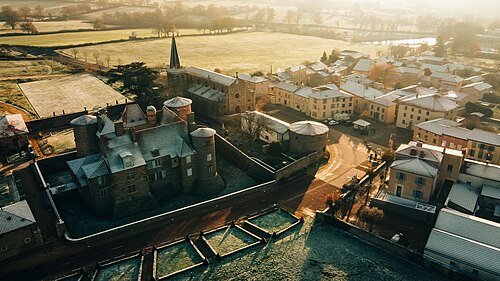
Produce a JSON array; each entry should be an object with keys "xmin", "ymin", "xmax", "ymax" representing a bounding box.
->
[{"xmin": 119, "ymin": 151, "xmax": 134, "ymax": 168}]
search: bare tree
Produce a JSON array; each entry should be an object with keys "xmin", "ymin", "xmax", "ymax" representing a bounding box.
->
[
  {"xmin": 70, "ymin": 48, "xmax": 79, "ymax": 59},
  {"xmin": 117, "ymin": 58, "xmax": 123, "ymax": 66},
  {"xmin": 82, "ymin": 50, "xmax": 88, "ymax": 62},
  {"xmin": 104, "ymin": 54, "xmax": 111, "ymax": 67},
  {"xmin": 92, "ymin": 52, "xmax": 100, "ymax": 64},
  {"xmin": 240, "ymin": 111, "xmax": 270, "ymax": 142}
]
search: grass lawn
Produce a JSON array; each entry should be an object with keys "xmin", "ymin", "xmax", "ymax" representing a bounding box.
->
[
  {"xmin": 61, "ymin": 31, "xmax": 388, "ymax": 75},
  {"xmin": 204, "ymin": 226, "xmax": 259, "ymax": 256},
  {"xmin": 0, "ymin": 82, "xmax": 36, "ymax": 116},
  {"xmin": 156, "ymin": 241, "xmax": 203, "ymax": 278},
  {"xmin": 0, "ymin": 28, "xmax": 198, "ymax": 47},
  {"xmin": 249, "ymin": 209, "xmax": 298, "ymax": 234},
  {"xmin": 0, "ymin": 20, "xmax": 94, "ymax": 34},
  {"xmin": 95, "ymin": 256, "xmax": 141, "ymax": 281},
  {"xmin": 0, "ymin": 59, "xmax": 68, "ymax": 77}
]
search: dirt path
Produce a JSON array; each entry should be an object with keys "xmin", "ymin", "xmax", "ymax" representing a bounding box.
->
[
  {"xmin": 0, "ymin": 101, "xmax": 32, "ymax": 121},
  {"xmin": 0, "ymin": 73, "xmax": 67, "ymax": 81}
]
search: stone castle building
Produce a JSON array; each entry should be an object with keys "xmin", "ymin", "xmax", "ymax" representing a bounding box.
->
[
  {"xmin": 68, "ymin": 97, "xmax": 225, "ymax": 219},
  {"xmin": 166, "ymin": 35, "xmax": 255, "ymax": 120}
]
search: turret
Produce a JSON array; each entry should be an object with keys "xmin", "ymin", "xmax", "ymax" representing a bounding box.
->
[
  {"xmin": 146, "ymin": 105, "xmax": 157, "ymax": 126},
  {"xmin": 70, "ymin": 115, "xmax": 99, "ymax": 157},
  {"xmin": 190, "ymin": 128, "xmax": 217, "ymax": 179},
  {"xmin": 163, "ymin": 96, "xmax": 193, "ymax": 122}
]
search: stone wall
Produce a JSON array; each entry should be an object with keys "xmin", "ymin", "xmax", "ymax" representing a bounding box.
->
[{"xmin": 275, "ymin": 151, "xmax": 323, "ymax": 181}]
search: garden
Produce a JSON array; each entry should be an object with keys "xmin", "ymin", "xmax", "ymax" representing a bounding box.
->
[
  {"xmin": 204, "ymin": 225, "xmax": 260, "ymax": 256},
  {"xmin": 248, "ymin": 208, "xmax": 300, "ymax": 235},
  {"xmin": 155, "ymin": 239, "xmax": 204, "ymax": 279}
]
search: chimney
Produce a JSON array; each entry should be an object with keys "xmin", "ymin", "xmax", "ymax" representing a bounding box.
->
[
  {"xmin": 419, "ymin": 151, "xmax": 425, "ymax": 158},
  {"xmin": 410, "ymin": 148, "xmax": 417, "ymax": 156},
  {"xmin": 416, "ymin": 141, "xmax": 423, "ymax": 147},
  {"xmin": 236, "ymin": 71, "xmax": 239, "ymax": 78},
  {"xmin": 114, "ymin": 120, "xmax": 124, "ymax": 136}
]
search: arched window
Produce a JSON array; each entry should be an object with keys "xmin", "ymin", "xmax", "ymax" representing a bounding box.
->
[{"xmin": 235, "ymin": 93, "xmax": 240, "ymax": 99}]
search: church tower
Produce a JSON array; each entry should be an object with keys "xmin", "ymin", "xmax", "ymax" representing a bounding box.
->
[{"xmin": 166, "ymin": 33, "xmax": 187, "ymax": 98}]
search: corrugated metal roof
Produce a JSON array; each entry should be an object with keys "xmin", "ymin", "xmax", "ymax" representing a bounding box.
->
[
  {"xmin": 446, "ymin": 182, "xmax": 479, "ymax": 213},
  {"xmin": 482, "ymin": 185, "xmax": 500, "ymax": 200}
]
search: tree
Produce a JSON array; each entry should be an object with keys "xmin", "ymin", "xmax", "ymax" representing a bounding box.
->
[
  {"xmin": 92, "ymin": 52, "xmax": 100, "ymax": 64},
  {"xmin": 70, "ymin": 48, "xmax": 79, "ymax": 59},
  {"xmin": 357, "ymin": 207, "xmax": 384, "ymax": 232},
  {"xmin": 284, "ymin": 10, "xmax": 295, "ymax": 24},
  {"xmin": 2, "ymin": 7, "xmax": 20, "ymax": 30},
  {"xmin": 34, "ymin": 5, "xmax": 44, "ymax": 19},
  {"xmin": 105, "ymin": 54, "xmax": 111, "ymax": 67},
  {"xmin": 464, "ymin": 102, "xmax": 493, "ymax": 118},
  {"xmin": 252, "ymin": 9, "xmax": 265, "ymax": 21},
  {"xmin": 328, "ymin": 49, "xmax": 340, "ymax": 64},
  {"xmin": 18, "ymin": 6, "xmax": 31, "ymax": 20},
  {"xmin": 20, "ymin": 22, "xmax": 37, "ymax": 33},
  {"xmin": 389, "ymin": 45, "xmax": 408, "ymax": 59},
  {"xmin": 320, "ymin": 51, "xmax": 328, "ymax": 63},
  {"xmin": 93, "ymin": 19, "xmax": 105, "ymax": 30},
  {"xmin": 241, "ymin": 112, "xmax": 270, "ymax": 142},
  {"xmin": 312, "ymin": 13, "xmax": 323, "ymax": 25},
  {"xmin": 381, "ymin": 148, "xmax": 395, "ymax": 164},
  {"xmin": 433, "ymin": 35, "xmax": 446, "ymax": 57},
  {"xmin": 82, "ymin": 50, "xmax": 88, "ymax": 62},
  {"xmin": 107, "ymin": 62, "xmax": 159, "ymax": 109},
  {"xmin": 368, "ymin": 63, "xmax": 395, "ymax": 85},
  {"xmin": 265, "ymin": 8, "xmax": 275, "ymax": 23}
]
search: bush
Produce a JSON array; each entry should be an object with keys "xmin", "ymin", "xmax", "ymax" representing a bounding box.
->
[
  {"xmin": 358, "ymin": 207, "xmax": 384, "ymax": 232},
  {"xmin": 464, "ymin": 102, "xmax": 493, "ymax": 118},
  {"xmin": 483, "ymin": 93, "xmax": 500, "ymax": 104}
]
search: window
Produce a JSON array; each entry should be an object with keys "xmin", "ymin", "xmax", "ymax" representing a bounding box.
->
[
  {"xmin": 208, "ymin": 165, "xmax": 213, "ymax": 173},
  {"xmin": 417, "ymin": 116, "xmax": 420, "ymax": 121},
  {"xmin": 24, "ymin": 237, "xmax": 31, "ymax": 244},
  {"xmin": 403, "ymin": 113, "xmax": 407, "ymax": 117},
  {"xmin": 186, "ymin": 155, "xmax": 191, "ymax": 164},
  {"xmin": 1, "ymin": 246, "xmax": 7, "ymax": 252},
  {"xmin": 412, "ymin": 190, "xmax": 423, "ymax": 199},
  {"xmin": 382, "ymin": 108, "xmax": 385, "ymax": 113},
  {"xmin": 442, "ymin": 140, "xmax": 447, "ymax": 146},
  {"xmin": 396, "ymin": 185, "xmax": 402, "ymax": 197},
  {"xmin": 418, "ymin": 109, "xmax": 421, "ymax": 114},
  {"xmin": 323, "ymin": 104, "xmax": 326, "ymax": 110},
  {"xmin": 207, "ymin": 153, "xmax": 212, "ymax": 161},
  {"xmin": 342, "ymin": 104, "xmax": 345, "ymax": 108},
  {"xmin": 126, "ymin": 172, "xmax": 135, "ymax": 180},
  {"xmin": 478, "ymin": 151, "xmax": 484, "ymax": 159},
  {"xmin": 411, "ymin": 108, "xmax": 414, "ymax": 112},
  {"xmin": 479, "ymin": 143, "xmax": 485, "ymax": 150},
  {"xmin": 187, "ymin": 168, "xmax": 193, "ymax": 177},
  {"xmin": 432, "ymin": 139, "xmax": 437, "ymax": 144},
  {"xmin": 371, "ymin": 105, "xmax": 374, "ymax": 109},
  {"xmin": 415, "ymin": 177, "xmax": 425, "ymax": 185},
  {"xmin": 99, "ymin": 187, "xmax": 108, "ymax": 198},
  {"xmin": 471, "ymin": 142, "xmax": 477, "ymax": 148},
  {"xmin": 472, "ymin": 269, "xmax": 479, "ymax": 275},
  {"xmin": 348, "ymin": 102, "xmax": 352, "ymax": 107},
  {"xmin": 397, "ymin": 172, "xmax": 406, "ymax": 181},
  {"xmin": 336, "ymin": 97, "xmax": 340, "ymax": 102},
  {"xmin": 147, "ymin": 159, "xmax": 161, "ymax": 169},
  {"xmin": 488, "ymin": 145, "xmax": 495, "ymax": 152},
  {"xmin": 405, "ymin": 106, "xmax": 408, "ymax": 110},
  {"xmin": 410, "ymin": 114, "xmax": 413, "ymax": 119},
  {"xmin": 127, "ymin": 185, "xmax": 137, "ymax": 193},
  {"xmin": 171, "ymin": 157, "xmax": 179, "ymax": 168},
  {"xmin": 426, "ymin": 111, "xmax": 429, "ymax": 116},
  {"xmin": 447, "ymin": 164, "xmax": 453, "ymax": 172},
  {"xmin": 97, "ymin": 176, "xmax": 106, "ymax": 186},
  {"xmin": 235, "ymin": 93, "xmax": 240, "ymax": 98},
  {"xmin": 377, "ymin": 106, "xmax": 380, "ymax": 111},
  {"xmin": 331, "ymin": 103, "xmax": 335, "ymax": 108},
  {"xmin": 457, "ymin": 144, "xmax": 462, "ymax": 150},
  {"xmin": 122, "ymin": 155, "xmax": 134, "ymax": 168},
  {"xmin": 469, "ymin": 149, "xmax": 475, "ymax": 156},
  {"xmin": 449, "ymin": 261, "xmax": 456, "ymax": 266}
]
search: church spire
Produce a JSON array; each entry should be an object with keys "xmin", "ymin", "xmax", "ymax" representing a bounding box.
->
[{"xmin": 169, "ymin": 33, "xmax": 181, "ymax": 69}]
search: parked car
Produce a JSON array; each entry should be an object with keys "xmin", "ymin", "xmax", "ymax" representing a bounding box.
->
[{"xmin": 328, "ymin": 120, "xmax": 339, "ymax": 126}]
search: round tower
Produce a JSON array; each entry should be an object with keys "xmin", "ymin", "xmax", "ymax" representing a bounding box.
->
[
  {"xmin": 289, "ymin": 121, "xmax": 329, "ymax": 156},
  {"xmin": 190, "ymin": 128, "xmax": 225, "ymax": 194},
  {"xmin": 70, "ymin": 115, "xmax": 99, "ymax": 158},
  {"xmin": 163, "ymin": 96, "xmax": 192, "ymax": 121},
  {"xmin": 146, "ymin": 105, "xmax": 157, "ymax": 126}
]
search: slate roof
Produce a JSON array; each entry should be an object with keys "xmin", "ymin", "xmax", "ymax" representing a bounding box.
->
[
  {"xmin": 276, "ymin": 71, "xmax": 292, "ymax": 81},
  {"xmin": 394, "ymin": 67, "xmax": 422, "ymax": 74},
  {"xmin": 289, "ymin": 121, "xmax": 328, "ymax": 136},
  {"xmin": 353, "ymin": 59, "xmax": 374, "ymax": 72},
  {"xmin": 70, "ymin": 115, "xmax": 97, "ymax": 126},
  {"xmin": 191, "ymin": 127, "xmax": 216, "ymax": 138},
  {"xmin": 274, "ymin": 82, "xmax": 298, "ymax": 93},
  {"xmin": 241, "ymin": 111, "xmax": 290, "ymax": 135},
  {"xmin": 0, "ymin": 200, "xmax": 36, "ymax": 235},
  {"xmin": 104, "ymin": 134, "xmax": 146, "ymax": 173},
  {"xmin": 441, "ymin": 75, "xmax": 463, "ymax": 83},
  {"xmin": 446, "ymin": 182, "xmax": 479, "ymax": 213},
  {"xmin": 400, "ymin": 94, "xmax": 458, "ymax": 112},
  {"xmin": 481, "ymin": 185, "xmax": 500, "ymax": 200},
  {"xmin": 96, "ymin": 114, "xmax": 116, "ymax": 138},
  {"xmin": 294, "ymin": 87, "xmax": 313, "ymax": 98},
  {"xmin": 463, "ymin": 82, "xmax": 493, "ymax": 92},
  {"xmin": 164, "ymin": 96, "xmax": 192, "ymax": 108},
  {"xmin": 0, "ymin": 114, "xmax": 29, "ymax": 137},
  {"xmin": 308, "ymin": 61, "xmax": 328, "ymax": 72},
  {"xmin": 462, "ymin": 159, "xmax": 500, "ymax": 182},
  {"xmin": 421, "ymin": 63, "xmax": 448, "ymax": 73},
  {"xmin": 310, "ymin": 89, "xmax": 351, "ymax": 100},
  {"xmin": 414, "ymin": 118, "xmax": 466, "ymax": 138},
  {"xmin": 187, "ymin": 83, "xmax": 226, "ymax": 101},
  {"xmin": 287, "ymin": 64, "xmax": 307, "ymax": 73},
  {"xmin": 136, "ymin": 122, "xmax": 195, "ymax": 162},
  {"xmin": 390, "ymin": 158, "xmax": 438, "ymax": 177},
  {"xmin": 186, "ymin": 67, "xmax": 236, "ymax": 86},
  {"xmin": 468, "ymin": 128, "xmax": 500, "ymax": 146},
  {"xmin": 237, "ymin": 73, "xmax": 267, "ymax": 83},
  {"xmin": 68, "ymin": 153, "xmax": 108, "ymax": 187}
]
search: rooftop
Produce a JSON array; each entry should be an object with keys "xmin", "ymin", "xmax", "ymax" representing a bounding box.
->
[
  {"xmin": 289, "ymin": 121, "xmax": 328, "ymax": 136},
  {"xmin": 70, "ymin": 114, "xmax": 97, "ymax": 126},
  {"xmin": 468, "ymin": 128, "xmax": 500, "ymax": 146},
  {"xmin": 241, "ymin": 111, "xmax": 290, "ymax": 135},
  {"xmin": 400, "ymin": 94, "xmax": 459, "ymax": 112},
  {"xmin": 0, "ymin": 200, "xmax": 36, "ymax": 235},
  {"xmin": 0, "ymin": 114, "xmax": 29, "ymax": 137},
  {"xmin": 187, "ymin": 83, "xmax": 226, "ymax": 102},
  {"xmin": 274, "ymin": 82, "xmax": 298, "ymax": 93},
  {"xmin": 446, "ymin": 182, "xmax": 479, "ymax": 213},
  {"xmin": 391, "ymin": 158, "xmax": 438, "ymax": 177},
  {"xmin": 190, "ymin": 127, "xmax": 216, "ymax": 138},
  {"xmin": 186, "ymin": 67, "xmax": 236, "ymax": 86},
  {"xmin": 164, "ymin": 96, "xmax": 192, "ymax": 108}
]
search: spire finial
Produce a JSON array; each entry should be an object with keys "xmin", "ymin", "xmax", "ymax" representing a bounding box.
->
[{"xmin": 169, "ymin": 27, "xmax": 181, "ymax": 69}]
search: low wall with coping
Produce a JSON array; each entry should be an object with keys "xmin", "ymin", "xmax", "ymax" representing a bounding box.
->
[{"xmin": 275, "ymin": 151, "xmax": 322, "ymax": 181}]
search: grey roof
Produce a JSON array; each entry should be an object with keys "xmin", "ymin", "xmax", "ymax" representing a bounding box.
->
[
  {"xmin": 391, "ymin": 158, "xmax": 438, "ymax": 177},
  {"xmin": 310, "ymin": 89, "xmax": 351, "ymax": 100},
  {"xmin": 276, "ymin": 71, "xmax": 292, "ymax": 81},
  {"xmin": 237, "ymin": 73, "xmax": 267, "ymax": 83},
  {"xmin": 187, "ymin": 83, "xmax": 226, "ymax": 101},
  {"xmin": 308, "ymin": 61, "xmax": 328, "ymax": 71},
  {"xmin": 394, "ymin": 67, "xmax": 422, "ymax": 74},
  {"xmin": 294, "ymin": 87, "xmax": 313, "ymax": 98},
  {"xmin": 241, "ymin": 111, "xmax": 290, "ymax": 135},
  {"xmin": 353, "ymin": 119, "xmax": 371, "ymax": 127},
  {"xmin": 274, "ymin": 82, "xmax": 298, "ymax": 93},
  {"xmin": 414, "ymin": 118, "xmax": 469, "ymax": 139},
  {"xmin": 136, "ymin": 122, "xmax": 195, "ymax": 162},
  {"xmin": 462, "ymin": 160, "xmax": 500, "ymax": 182},
  {"xmin": 443, "ymin": 91, "xmax": 469, "ymax": 102},
  {"xmin": 289, "ymin": 121, "xmax": 328, "ymax": 136},
  {"xmin": 191, "ymin": 127, "xmax": 216, "ymax": 138},
  {"xmin": 70, "ymin": 115, "xmax": 97, "ymax": 126},
  {"xmin": 468, "ymin": 128, "xmax": 500, "ymax": 146},
  {"xmin": 96, "ymin": 114, "xmax": 115, "ymax": 138},
  {"xmin": 0, "ymin": 200, "xmax": 36, "ymax": 235},
  {"xmin": 164, "ymin": 96, "xmax": 192, "ymax": 108},
  {"xmin": 482, "ymin": 185, "xmax": 500, "ymax": 200},
  {"xmin": 353, "ymin": 59, "xmax": 374, "ymax": 72},
  {"xmin": 121, "ymin": 104, "xmax": 147, "ymax": 128},
  {"xmin": 186, "ymin": 67, "xmax": 236, "ymax": 86},
  {"xmin": 400, "ymin": 94, "xmax": 458, "ymax": 112},
  {"xmin": 104, "ymin": 134, "xmax": 146, "ymax": 173},
  {"xmin": 0, "ymin": 114, "xmax": 29, "ymax": 137},
  {"xmin": 434, "ymin": 208, "xmax": 500, "ymax": 248},
  {"xmin": 441, "ymin": 75, "xmax": 463, "ymax": 83},
  {"xmin": 68, "ymin": 153, "xmax": 108, "ymax": 187},
  {"xmin": 420, "ymin": 63, "xmax": 448, "ymax": 73},
  {"xmin": 463, "ymin": 81, "xmax": 492, "ymax": 91},
  {"xmin": 446, "ymin": 182, "xmax": 479, "ymax": 213},
  {"xmin": 287, "ymin": 64, "xmax": 306, "ymax": 73},
  {"xmin": 340, "ymin": 81, "xmax": 384, "ymax": 100},
  {"xmin": 425, "ymin": 228, "xmax": 500, "ymax": 276}
]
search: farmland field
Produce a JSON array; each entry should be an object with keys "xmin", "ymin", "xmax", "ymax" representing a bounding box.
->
[
  {"xmin": 0, "ymin": 60, "xmax": 68, "ymax": 77},
  {"xmin": 62, "ymin": 31, "xmax": 387, "ymax": 74},
  {"xmin": 0, "ymin": 21, "xmax": 94, "ymax": 34},
  {"xmin": 0, "ymin": 28, "xmax": 201, "ymax": 47},
  {"xmin": 0, "ymin": 82, "xmax": 36, "ymax": 116}
]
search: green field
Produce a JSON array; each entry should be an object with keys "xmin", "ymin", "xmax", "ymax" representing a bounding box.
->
[
  {"xmin": 0, "ymin": 20, "xmax": 94, "ymax": 34},
  {"xmin": 0, "ymin": 82, "xmax": 35, "ymax": 116},
  {"xmin": 0, "ymin": 28, "xmax": 201, "ymax": 47},
  {"xmin": 0, "ymin": 59, "xmax": 68, "ymax": 77},
  {"xmin": 62, "ymin": 31, "xmax": 387, "ymax": 74}
]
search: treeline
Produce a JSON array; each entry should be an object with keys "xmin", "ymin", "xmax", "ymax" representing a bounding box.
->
[{"xmin": 0, "ymin": 6, "xmax": 43, "ymax": 33}]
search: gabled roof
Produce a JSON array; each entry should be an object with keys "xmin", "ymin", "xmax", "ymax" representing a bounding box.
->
[
  {"xmin": 421, "ymin": 64, "xmax": 448, "ymax": 73},
  {"xmin": 481, "ymin": 185, "xmax": 500, "ymax": 200},
  {"xmin": 287, "ymin": 64, "xmax": 307, "ymax": 73},
  {"xmin": 68, "ymin": 153, "xmax": 105, "ymax": 187},
  {"xmin": 242, "ymin": 111, "xmax": 290, "ymax": 135},
  {"xmin": 96, "ymin": 114, "xmax": 115, "ymax": 138},
  {"xmin": 308, "ymin": 61, "xmax": 328, "ymax": 72},
  {"xmin": 0, "ymin": 200, "xmax": 36, "ymax": 235},
  {"xmin": 391, "ymin": 158, "xmax": 438, "ymax": 177},
  {"xmin": 400, "ymin": 94, "xmax": 458, "ymax": 112},
  {"xmin": 462, "ymin": 81, "xmax": 493, "ymax": 92},
  {"xmin": 446, "ymin": 182, "xmax": 479, "ymax": 213},
  {"xmin": 186, "ymin": 67, "xmax": 236, "ymax": 86},
  {"xmin": 121, "ymin": 104, "xmax": 147, "ymax": 129},
  {"xmin": 0, "ymin": 114, "xmax": 29, "ymax": 137},
  {"xmin": 104, "ymin": 134, "xmax": 146, "ymax": 173},
  {"xmin": 187, "ymin": 83, "xmax": 226, "ymax": 101},
  {"xmin": 294, "ymin": 87, "xmax": 313, "ymax": 98},
  {"xmin": 237, "ymin": 73, "xmax": 267, "ymax": 83},
  {"xmin": 276, "ymin": 71, "xmax": 292, "ymax": 81},
  {"xmin": 310, "ymin": 89, "xmax": 351, "ymax": 100},
  {"xmin": 352, "ymin": 59, "xmax": 374, "ymax": 72},
  {"xmin": 414, "ymin": 118, "xmax": 465, "ymax": 138},
  {"xmin": 274, "ymin": 82, "xmax": 298, "ymax": 93}
]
